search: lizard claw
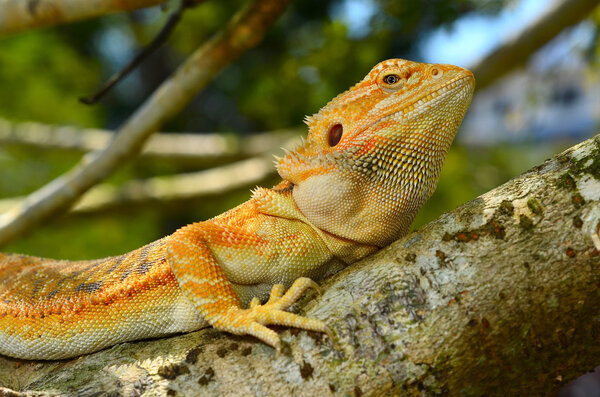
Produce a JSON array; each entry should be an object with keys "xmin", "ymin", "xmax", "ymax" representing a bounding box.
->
[
  {"xmin": 268, "ymin": 277, "xmax": 321, "ymax": 311},
  {"xmin": 215, "ymin": 277, "xmax": 332, "ymax": 352}
]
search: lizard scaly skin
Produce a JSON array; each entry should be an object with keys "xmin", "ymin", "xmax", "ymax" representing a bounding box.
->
[{"xmin": 0, "ymin": 59, "xmax": 474, "ymax": 360}]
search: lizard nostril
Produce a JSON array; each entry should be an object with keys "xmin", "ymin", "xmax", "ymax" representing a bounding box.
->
[{"xmin": 328, "ymin": 124, "xmax": 343, "ymax": 147}]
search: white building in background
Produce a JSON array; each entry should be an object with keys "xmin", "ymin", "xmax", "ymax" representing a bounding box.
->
[{"xmin": 460, "ymin": 58, "xmax": 600, "ymax": 145}]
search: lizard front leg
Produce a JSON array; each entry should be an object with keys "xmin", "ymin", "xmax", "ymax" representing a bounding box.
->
[{"xmin": 166, "ymin": 223, "xmax": 331, "ymax": 352}]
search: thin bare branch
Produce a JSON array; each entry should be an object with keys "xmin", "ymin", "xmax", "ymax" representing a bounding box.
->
[
  {"xmin": 471, "ymin": 0, "xmax": 600, "ymax": 91},
  {"xmin": 0, "ymin": 118, "xmax": 301, "ymax": 165},
  {"xmin": 0, "ymin": 0, "xmax": 167, "ymax": 38},
  {"xmin": 80, "ymin": 0, "xmax": 198, "ymax": 105},
  {"xmin": 0, "ymin": 0, "xmax": 292, "ymax": 247},
  {"xmin": 0, "ymin": 155, "xmax": 281, "ymax": 216}
]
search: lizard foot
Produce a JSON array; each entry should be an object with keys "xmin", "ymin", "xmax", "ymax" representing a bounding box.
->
[{"xmin": 216, "ymin": 277, "xmax": 332, "ymax": 353}]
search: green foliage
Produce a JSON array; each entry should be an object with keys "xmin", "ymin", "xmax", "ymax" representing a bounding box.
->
[
  {"xmin": 4, "ymin": 213, "xmax": 162, "ymax": 260},
  {"xmin": 0, "ymin": 147, "xmax": 82, "ymax": 198},
  {"xmin": 0, "ymin": 30, "xmax": 103, "ymax": 126}
]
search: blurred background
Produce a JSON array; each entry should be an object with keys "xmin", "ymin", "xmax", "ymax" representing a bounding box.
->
[{"xmin": 0, "ymin": 0, "xmax": 598, "ymax": 261}]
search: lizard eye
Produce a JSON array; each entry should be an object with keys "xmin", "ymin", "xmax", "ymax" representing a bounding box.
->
[
  {"xmin": 328, "ymin": 124, "xmax": 343, "ymax": 147},
  {"xmin": 383, "ymin": 74, "xmax": 400, "ymax": 85},
  {"xmin": 380, "ymin": 73, "xmax": 404, "ymax": 92}
]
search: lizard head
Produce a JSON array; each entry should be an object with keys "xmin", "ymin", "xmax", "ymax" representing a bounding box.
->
[{"xmin": 277, "ymin": 59, "xmax": 475, "ymax": 247}]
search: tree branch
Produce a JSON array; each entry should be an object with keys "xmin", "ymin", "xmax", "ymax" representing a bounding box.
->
[
  {"xmin": 0, "ymin": 154, "xmax": 288, "ymax": 216},
  {"xmin": 0, "ymin": 0, "xmax": 167, "ymax": 38},
  {"xmin": 0, "ymin": 118, "xmax": 301, "ymax": 166},
  {"xmin": 1, "ymin": 135, "xmax": 598, "ymax": 395},
  {"xmin": 0, "ymin": 0, "xmax": 292, "ymax": 248},
  {"xmin": 470, "ymin": 0, "xmax": 600, "ymax": 91}
]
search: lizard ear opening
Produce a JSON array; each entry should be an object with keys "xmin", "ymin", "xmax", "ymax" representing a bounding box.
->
[{"xmin": 328, "ymin": 124, "xmax": 343, "ymax": 147}]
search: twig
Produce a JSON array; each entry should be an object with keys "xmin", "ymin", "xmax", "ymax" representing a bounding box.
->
[
  {"xmin": 0, "ymin": 154, "xmax": 285, "ymax": 216},
  {"xmin": 80, "ymin": 0, "xmax": 198, "ymax": 105},
  {"xmin": 0, "ymin": 118, "xmax": 301, "ymax": 164}
]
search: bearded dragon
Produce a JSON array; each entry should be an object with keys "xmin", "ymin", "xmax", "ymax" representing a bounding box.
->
[{"xmin": 0, "ymin": 59, "xmax": 474, "ymax": 360}]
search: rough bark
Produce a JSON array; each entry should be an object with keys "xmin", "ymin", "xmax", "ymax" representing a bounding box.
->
[{"xmin": 0, "ymin": 135, "xmax": 598, "ymax": 396}]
